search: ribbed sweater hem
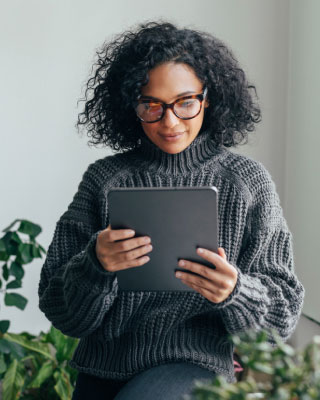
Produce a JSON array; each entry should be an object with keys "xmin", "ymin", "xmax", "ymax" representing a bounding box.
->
[
  {"xmin": 68, "ymin": 358, "xmax": 236, "ymax": 384},
  {"xmin": 68, "ymin": 328, "xmax": 237, "ymax": 384}
]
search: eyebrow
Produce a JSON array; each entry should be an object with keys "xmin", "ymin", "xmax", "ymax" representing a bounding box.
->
[{"xmin": 139, "ymin": 90, "xmax": 197, "ymax": 101}]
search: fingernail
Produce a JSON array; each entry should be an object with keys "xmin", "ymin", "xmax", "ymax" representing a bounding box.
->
[{"xmin": 197, "ymin": 248, "xmax": 204, "ymax": 253}]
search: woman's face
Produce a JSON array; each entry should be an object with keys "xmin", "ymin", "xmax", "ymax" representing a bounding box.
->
[{"xmin": 139, "ymin": 62, "xmax": 208, "ymax": 154}]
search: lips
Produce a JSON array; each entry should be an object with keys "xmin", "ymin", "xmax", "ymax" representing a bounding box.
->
[{"xmin": 160, "ymin": 132, "xmax": 184, "ymax": 137}]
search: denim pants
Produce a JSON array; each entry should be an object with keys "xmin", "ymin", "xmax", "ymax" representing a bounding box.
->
[{"xmin": 72, "ymin": 362, "xmax": 217, "ymax": 400}]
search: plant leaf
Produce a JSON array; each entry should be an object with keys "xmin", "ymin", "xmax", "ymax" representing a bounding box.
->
[
  {"xmin": 10, "ymin": 232, "xmax": 22, "ymax": 244},
  {"xmin": 0, "ymin": 238, "xmax": 6, "ymax": 251},
  {"xmin": 17, "ymin": 243, "xmax": 33, "ymax": 264},
  {"xmin": 2, "ymin": 263, "xmax": 9, "ymax": 280},
  {"xmin": 0, "ymin": 352, "xmax": 7, "ymax": 374},
  {"xmin": 9, "ymin": 261, "xmax": 24, "ymax": 280},
  {"xmin": 31, "ymin": 244, "xmax": 41, "ymax": 258},
  {"xmin": 0, "ymin": 338, "xmax": 26, "ymax": 358},
  {"xmin": 27, "ymin": 359, "xmax": 54, "ymax": 388},
  {"xmin": 60, "ymin": 336, "xmax": 79, "ymax": 361},
  {"xmin": 4, "ymin": 332, "xmax": 55, "ymax": 361},
  {"xmin": 0, "ymin": 250, "xmax": 10, "ymax": 261},
  {"xmin": 3, "ymin": 219, "xmax": 20, "ymax": 232},
  {"xmin": 18, "ymin": 220, "xmax": 42, "ymax": 239},
  {"xmin": 49, "ymin": 326, "xmax": 79, "ymax": 362},
  {"xmin": 2, "ymin": 358, "xmax": 25, "ymax": 400},
  {"xmin": 251, "ymin": 362, "xmax": 274, "ymax": 374},
  {"xmin": 1, "ymin": 232, "xmax": 20, "ymax": 256},
  {"xmin": 0, "ymin": 320, "xmax": 10, "ymax": 334},
  {"xmin": 4, "ymin": 293, "xmax": 28, "ymax": 310},
  {"xmin": 19, "ymin": 331, "xmax": 37, "ymax": 340},
  {"xmin": 48, "ymin": 326, "xmax": 73, "ymax": 362},
  {"xmin": 38, "ymin": 244, "xmax": 47, "ymax": 255},
  {"xmin": 54, "ymin": 369, "xmax": 73, "ymax": 400},
  {"xmin": 6, "ymin": 279, "xmax": 22, "ymax": 290}
]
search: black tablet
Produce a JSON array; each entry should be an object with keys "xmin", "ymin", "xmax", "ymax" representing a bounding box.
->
[{"xmin": 107, "ymin": 186, "xmax": 219, "ymax": 291}]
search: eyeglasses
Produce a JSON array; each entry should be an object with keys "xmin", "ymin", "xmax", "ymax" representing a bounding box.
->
[{"xmin": 134, "ymin": 87, "xmax": 208, "ymax": 123}]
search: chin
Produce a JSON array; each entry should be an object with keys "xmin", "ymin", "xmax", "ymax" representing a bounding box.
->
[{"xmin": 160, "ymin": 142, "xmax": 189, "ymax": 154}]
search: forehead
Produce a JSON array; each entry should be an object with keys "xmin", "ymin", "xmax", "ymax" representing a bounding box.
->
[{"xmin": 141, "ymin": 62, "xmax": 203, "ymax": 100}]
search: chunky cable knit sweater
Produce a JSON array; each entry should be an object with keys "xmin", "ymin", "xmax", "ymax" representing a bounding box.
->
[{"xmin": 38, "ymin": 129, "xmax": 305, "ymax": 384}]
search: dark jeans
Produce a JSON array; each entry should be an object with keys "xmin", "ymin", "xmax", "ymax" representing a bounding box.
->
[
  {"xmin": 72, "ymin": 362, "xmax": 217, "ymax": 400},
  {"xmin": 71, "ymin": 372, "xmax": 129, "ymax": 400}
]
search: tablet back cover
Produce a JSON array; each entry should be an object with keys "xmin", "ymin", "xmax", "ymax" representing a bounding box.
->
[{"xmin": 108, "ymin": 186, "xmax": 218, "ymax": 291}]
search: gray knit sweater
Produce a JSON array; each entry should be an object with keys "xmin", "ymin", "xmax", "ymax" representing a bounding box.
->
[{"xmin": 38, "ymin": 129, "xmax": 305, "ymax": 384}]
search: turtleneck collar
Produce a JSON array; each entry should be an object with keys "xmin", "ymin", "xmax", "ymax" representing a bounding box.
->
[{"xmin": 133, "ymin": 129, "xmax": 227, "ymax": 175}]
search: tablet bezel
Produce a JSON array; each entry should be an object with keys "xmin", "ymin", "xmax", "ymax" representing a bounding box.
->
[{"xmin": 107, "ymin": 186, "xmax": 219, "ymax": 291}]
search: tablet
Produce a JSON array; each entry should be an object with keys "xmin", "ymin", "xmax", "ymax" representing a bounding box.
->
[{"xmin": 107, "ymin": 186, "xmax": 219, "ymax": 291}]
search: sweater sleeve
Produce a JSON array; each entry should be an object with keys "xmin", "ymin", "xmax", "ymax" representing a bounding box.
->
[
  {"xmin": 207, "ymin": 165, "xmax": 305, "ymax": 345},
  {"xmin": 38, "ymin": 160, "xmax": 119, "ymax": 338}
]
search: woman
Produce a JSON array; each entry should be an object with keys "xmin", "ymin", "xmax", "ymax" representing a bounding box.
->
[{"xmin": 38, "ymin": 21, "xmax": 305, "ymax": 399}]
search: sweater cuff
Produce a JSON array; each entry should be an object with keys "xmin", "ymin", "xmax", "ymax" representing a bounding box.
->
[
  {"xmin": 204, "ymin": 262, "xmax": 270, "ymax": 312},
  {"xmin": 203, "ymin": 263, "xmax": 242, "ymax": 309},
  {"xmin": 63, "ymin": 230, "xmax": 118, "ymax": 294}
]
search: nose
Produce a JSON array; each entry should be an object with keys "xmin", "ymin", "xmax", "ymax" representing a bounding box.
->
[{"xmin": 161, "ymin": 108, "xmax": 179, "ymax": 128}]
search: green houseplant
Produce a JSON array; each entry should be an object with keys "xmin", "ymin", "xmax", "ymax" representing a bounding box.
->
[
  {"xmin": 189, "ymin": 328, "xmax": 320, "ymax": 400},
  {"xmin": 0, "ymin": 219, "xmax": 79, "ymax": 400}
]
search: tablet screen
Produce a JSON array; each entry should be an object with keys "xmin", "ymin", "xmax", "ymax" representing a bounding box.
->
[{"xmin": 108, "ymin": 186, "xmax": 219, "ymax": 291}]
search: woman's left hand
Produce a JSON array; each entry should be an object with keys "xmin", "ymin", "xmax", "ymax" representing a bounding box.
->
[{"xmin": 175, "ymin": 247, "xmax": 238, "ymax": 304}]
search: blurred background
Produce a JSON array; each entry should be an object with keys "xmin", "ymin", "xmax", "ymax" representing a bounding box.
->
[{"xmin": 0, "ymin": 0, "xmax": 319, "ymax": 349}]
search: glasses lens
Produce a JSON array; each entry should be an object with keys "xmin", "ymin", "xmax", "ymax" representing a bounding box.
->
[
  {"xmin": 136, "ymin": 102, "xmax": 163, "ymax": 122},
  {"xmin": 174, "ymin": 98, "xmax": 201, "ymax": 119}
]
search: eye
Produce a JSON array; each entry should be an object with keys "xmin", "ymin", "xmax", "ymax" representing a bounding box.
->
[
  {"xmin": 136, "ymin": 101, "xmax": 163, "ymax": 120},
  {"xmin": 140, "ymin": 101, "xmax": 162, "ymax": 111},
  {"xmin": 177, "ymin": 98, "xmax": 198, "ymax": 108},
  {"xmin": 147, "ymin": 102, "xmax": 162, "ymax": 110}
]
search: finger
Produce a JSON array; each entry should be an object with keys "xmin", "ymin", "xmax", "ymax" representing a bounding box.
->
[
  {"xmin": 180, "ymin": 278, "xmax": 218, "ymax": 300},
  {"xmin": 116, "ymin": 243, "xmax": 153, "ymax": 264},
  {"xmin": 196, "ymin": 247, "xmax": 226, "ymax": 270},
  {"xmin": 178, "ymin": 258, "xmax": 217, "ymax": 281},
  {"xmin": 113, "ymin": 236, "xmax": 151, "ymax": 253},
  {"xmin": 106, "ymin": 227, "xmax": 136, "ymax": 242},
  {"xmin": 218, "ymin": 247, "xmax": 227, "ymax": 260},
  {"xmin": 106, "ymin": 255, "xmax": 151, "ymax": 272},
  {"xmin": 177, "ymin": 261, "xmax": 228, "ymax": 290},
  {"xmin": 176, "ymin": 266, "xmax": 215, "ymax": 289},
  {"xmin": 178, "ymin": 273, "xmax": 213, "ymax": 292}
]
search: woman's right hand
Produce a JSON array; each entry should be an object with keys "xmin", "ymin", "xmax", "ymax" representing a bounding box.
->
[{"xmin": 95, "ymin": 225, "xmax": 153, "ymax": 272}]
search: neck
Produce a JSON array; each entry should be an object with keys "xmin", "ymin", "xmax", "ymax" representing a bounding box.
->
[{"xmin": 133, "ymin": 129, "xmax": 227, "ymax": 175}]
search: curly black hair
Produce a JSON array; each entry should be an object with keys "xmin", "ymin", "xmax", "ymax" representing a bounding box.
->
[{"xmin": 77, "ymin": 20, "xmax": 261, "ymax": 152}]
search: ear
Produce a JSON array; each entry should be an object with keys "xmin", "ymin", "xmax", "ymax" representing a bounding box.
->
[{"xmin": 204, "ymin": 99, "xmax": 209, "ymax": 108}]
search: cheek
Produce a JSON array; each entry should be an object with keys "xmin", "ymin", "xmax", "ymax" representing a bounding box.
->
[
  {"xmin": 189, "ymin": 110, "xmax": 205, "ymax": 132},
  {"xmin": 140, "ymin": 122, "xmax": 155, "ymax": 137}
]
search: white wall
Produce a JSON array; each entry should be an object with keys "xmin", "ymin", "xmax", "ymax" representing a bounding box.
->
[
  {"xmin": 284, "ymin": 0, "xmax": 320, "ymax": 348},
  {"xmin": 1, "ymin": 0, "xmax": 313, "ymax": 341}
]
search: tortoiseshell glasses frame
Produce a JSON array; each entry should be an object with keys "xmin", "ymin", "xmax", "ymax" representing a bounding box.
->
[{"xmin": 134, "ymin": 87, "xmax": 208, "ymax": 123}]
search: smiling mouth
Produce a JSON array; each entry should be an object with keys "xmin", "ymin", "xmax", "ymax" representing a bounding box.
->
[{"xmin": 160, "ymin": 132, "xmax": 184, "ymax": 137}]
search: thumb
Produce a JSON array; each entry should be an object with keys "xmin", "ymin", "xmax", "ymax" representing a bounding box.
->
[{"xmin": 218, "ymin": 247, "xmax": 227, "ymax": 260}]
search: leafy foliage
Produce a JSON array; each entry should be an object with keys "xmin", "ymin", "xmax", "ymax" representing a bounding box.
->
[
  {"xmin": 188, "ymin": 328, "xmax": 320, "ymax": 400},
  {"xmin": 0, "ymin": 219, "xmax": 79, "ymax": 399},
  {"xmin": 0, "ymin": 219, "xmax": 46, "ymax": 322},
  {"xmin": 1, "ymin": 326, "xmax": 79, "ymax": 399}
]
